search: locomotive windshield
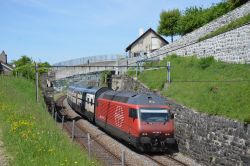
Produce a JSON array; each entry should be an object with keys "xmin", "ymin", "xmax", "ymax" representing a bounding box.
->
[{"xmin": 140, "ymin": 108, "xmax": 168, "ymax": 123}]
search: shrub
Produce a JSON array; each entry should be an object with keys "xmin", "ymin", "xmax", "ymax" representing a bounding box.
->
[
  {"xmin": 127, "ymin": 68, "xmax": 137, "ymax": 77},
  {"xmin": 198, "ymin": 57, "xmax": 215, "ymax": 69},
  {"xmin": 243, "ymin": 116, "xmax": 250, "ymax": 124}
]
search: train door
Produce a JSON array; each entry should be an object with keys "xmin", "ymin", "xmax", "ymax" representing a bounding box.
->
[
  {"xmin": 85, "ymin": 93, "xmax": 95, "ymax": 121},
  {"xmin": 85, "ymin": 93, "xmax": 95, "ymax": 113}
]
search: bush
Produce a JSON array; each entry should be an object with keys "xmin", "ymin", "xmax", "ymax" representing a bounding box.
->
[
  {"xmin": 244, "ymin": 116, "xmax": 250, "ymax": 124},
  {"xmin": 100, "ymin": 70, "xmax": 112, "ymax": 86},
  {"xmin": 127, "ymin": 68, "xmax": 137, "ymax": 77},
  {"xmin": 227, "ymin": 0, "xmax": 249, "ymax": 9},
  {"xmin": 198, "ymin": 57, "xmax": 215, "ymax": 69}
]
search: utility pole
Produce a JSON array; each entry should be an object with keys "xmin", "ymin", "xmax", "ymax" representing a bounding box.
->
[{"xmin": 35, "ymin": 63, "xmax": 39, "ymax": 103}]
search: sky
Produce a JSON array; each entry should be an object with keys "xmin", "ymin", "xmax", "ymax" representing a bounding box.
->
[{"xmin": 0, "ymin": 0, "xmax": 222, "ymax": 64}]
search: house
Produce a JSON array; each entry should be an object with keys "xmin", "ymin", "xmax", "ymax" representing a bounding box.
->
[
  {"xmin": 125, "ymin": 28, "xmax": 168, "ymax": 58},
  {"xmin": 0, "ymin": 51, "xmax": 13, "ymax": 75}
]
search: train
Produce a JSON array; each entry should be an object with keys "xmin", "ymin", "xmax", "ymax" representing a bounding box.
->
[{"xmin": 67, "ymin": 84, "xmax": 175, "ymax": 152}]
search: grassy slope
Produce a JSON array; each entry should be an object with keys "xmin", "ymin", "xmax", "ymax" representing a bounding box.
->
[
  {"xmin": 0, "ymin": 76, "xmax": 97, "ymax": 166},
  {"xmin": 132, "ymin": 55, "xmax": 250, "ymax": 122},
  {"xmin": 199, "ymin": 13, "xmax": 250, "ymax": 41}
]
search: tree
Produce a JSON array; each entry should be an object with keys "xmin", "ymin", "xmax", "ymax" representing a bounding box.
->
[
  {"xmin": 157, "ymin": 9, "xmax": 181, "ymax": 42},
  {"xmin": 227, "ymin": 0, "xmax": 248, "ymax": 9},
  {"xmin": 202, "ymin": 2, "xmax": 230, "ymax": 23},
  {"xmin": 177, "ymin": 7, "xmax": 205, "ymax": 35},
  {"xmin": 12, "ymin": 55, "xmax": 50, "ymax": 80},
  {"xmin": 13, "ymin": 55, "xmax": 32, "ymax": 67}
]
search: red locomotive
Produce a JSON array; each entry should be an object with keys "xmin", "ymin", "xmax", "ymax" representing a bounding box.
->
[{"xmin": 67, "ymin": 85, "xmax": 175, "ymax": 152}]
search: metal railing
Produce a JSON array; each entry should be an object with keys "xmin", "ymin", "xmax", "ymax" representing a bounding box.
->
[{"xmin": 53, "ymin": 54, "xmax": 124, "ymax": 66}]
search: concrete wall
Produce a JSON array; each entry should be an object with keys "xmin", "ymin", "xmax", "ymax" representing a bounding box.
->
[
  {"xmin": 111, "ymin": 75, "xmax": 250, "ymax": 166},
  {"xmin": 53, "ymin": 57, "xmax": 138, "ymax": 80},
  {"xmin": 53, "ymin": 60, "xmax": 117, "ymax": 79},
  {"xmin": 149, "ymin": 2, "xmax": 250, "ymax": 63}
]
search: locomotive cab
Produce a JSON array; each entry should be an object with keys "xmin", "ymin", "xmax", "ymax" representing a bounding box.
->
[
  {"xmin": 136, "ymin": 107, "xmax": 175, "ymax": 151},
  {"xmin": 127, "ymin": 94, "xmax": 175, "ymax": 152},
  {"xmin": 94, "ymin": 90, "xmax": 175, "ymax": 152}
]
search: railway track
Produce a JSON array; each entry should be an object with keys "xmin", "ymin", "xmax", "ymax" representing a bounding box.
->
[
  {"xmin": 54, "ymin": 96, "xmax": 189, "ymax": 166},
  {"xmin": 146, "ymin": 154, "xmax": 188, "ymax": 166},
  {"xmin": 55, "ymin": 96, "xmax": 123, "ymax": 166}
]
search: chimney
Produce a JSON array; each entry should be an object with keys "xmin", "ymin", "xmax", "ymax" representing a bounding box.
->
[{"xmin": 139, "ymin": 28, "xmax": 144, "ymax": 36}]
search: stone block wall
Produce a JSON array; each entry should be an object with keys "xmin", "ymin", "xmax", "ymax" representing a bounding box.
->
[
  {"xmin": 150, "ymin": 2, "xmax": 250, "ymax": 63},
  {"xmin": 174, "ymin": 106, "xmax": 250, "ymax": 166},
  {"xmin": 112, "ymin": 75, "xmax": 152, "ymax": 93},
  {"xmin": 112, "ymin": 75, "xmax": 250, "ymax": 166},
  {"xmin": 160, "ymin": 23, "xmax": 250, "ymax": 63}
]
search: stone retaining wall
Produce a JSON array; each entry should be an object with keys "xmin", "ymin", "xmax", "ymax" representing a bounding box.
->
[
  {"xmin": 112, "ymin": 75, "xmax": 250, "ymax": 166},
  {"xmin": 111, "ymin": 75, "xmax": 151, "ymax": 93},
  {"xmin": 174, "ymin": 105, "xmax": 250, "ymax": 166},
  {"xmin": 158, "ymin": 23, "xmax": 250, "ymax": 63},
  {"xmin": 149, "ymin": 2, "xmax": 250, "ymax": 63}
]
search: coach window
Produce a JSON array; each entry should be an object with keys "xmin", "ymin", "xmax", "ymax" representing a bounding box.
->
[{"xmin": 91, "ymin": 99, "xmax": 93, "ymax": 105}]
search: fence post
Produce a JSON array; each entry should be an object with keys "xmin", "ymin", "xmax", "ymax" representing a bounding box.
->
[
  {"xmin": 52, "ymin": 105, "xmax": 55, "ymax": 119},
  {"xmin": 62, "ymin": 116, "xmax": 64, "ymax": 130},
  {"xmin": 121, "ymin": 149, "xmax": 125, "ymax": 166},
  {"xmin": 35, "ymin": 63, "xmax": 39, "ymax": 103},
  {"xmin": 72, "ymin": 120, "xmax": 75, "ymax": 142},
  {"xmin": 87, "ymin": 133, "xmax": 91, "ymax": 158},
  {"xmin": 167, "ymin": 61, "xmax": 171, "ymax": 83},
  {"xmin": 136, "ymin": 62, "xmax": 138, "ymax": 79},
  {"xmin": 55, "ymin": 112, "xmax": 57, "ymax": 121}
]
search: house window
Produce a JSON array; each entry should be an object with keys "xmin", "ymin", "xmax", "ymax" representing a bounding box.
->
[{"xmin": 151, "ymin": 37, "xmax": 159, "ymax": 50}]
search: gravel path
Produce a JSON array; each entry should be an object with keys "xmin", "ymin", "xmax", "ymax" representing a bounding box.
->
[{"xmin": 0, "ymin": 131, "xmax": 9, "ymax": 166}]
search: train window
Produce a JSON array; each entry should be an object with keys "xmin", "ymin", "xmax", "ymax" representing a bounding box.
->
[
  {"xmin": 129, "ymin": 108, "xmax": 138, "ymax": 119},
  {"xmin": 91, "ymin": 99, "xmax": 93, "ymax": 105},
  {"xmin": 140, "ymin": 109, "xmax": 168, "ymax": 123}
]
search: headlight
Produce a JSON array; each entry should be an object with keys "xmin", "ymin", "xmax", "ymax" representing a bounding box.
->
[{"xmin": 142, "ymin": 133, "xmax": 148, "ymax": 136}]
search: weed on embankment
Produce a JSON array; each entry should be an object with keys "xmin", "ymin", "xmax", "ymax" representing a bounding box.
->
[
  {"xmin": 130, "ymin": 55, "xmax": 250, "ymax": 122},
  {"xmin": 0, "ymin": 76, "xmax": 98, "ymax": 166}
]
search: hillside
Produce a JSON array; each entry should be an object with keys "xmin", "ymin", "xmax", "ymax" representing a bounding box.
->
[
  {"xmin": 128, "ymin": 55, "xmax": 250, "ymax": 122},
  {"xmin": 0, "ymin": 76, "xmax": 97, "ymax": 166}
]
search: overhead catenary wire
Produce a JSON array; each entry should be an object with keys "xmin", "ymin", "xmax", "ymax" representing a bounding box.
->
[
  {"xmin": 71, "ymin": 79, "xmax": 250, "ymax": 84},
  {"xmin": 42, "ymin": 65, "xmax": 169, "ymax": 68}
]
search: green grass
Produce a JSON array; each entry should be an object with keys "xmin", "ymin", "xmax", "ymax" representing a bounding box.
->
[
  {"xmin": 0, "ymin": 76, "xmax": 98, "ymax": 166},
  {"xmin": 199, "ymin": 13, "xmax": 250, "ymax": 42},
  {"xmin": 130, "ymin": 55, "xmax": 250, "ymax": 122}
]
